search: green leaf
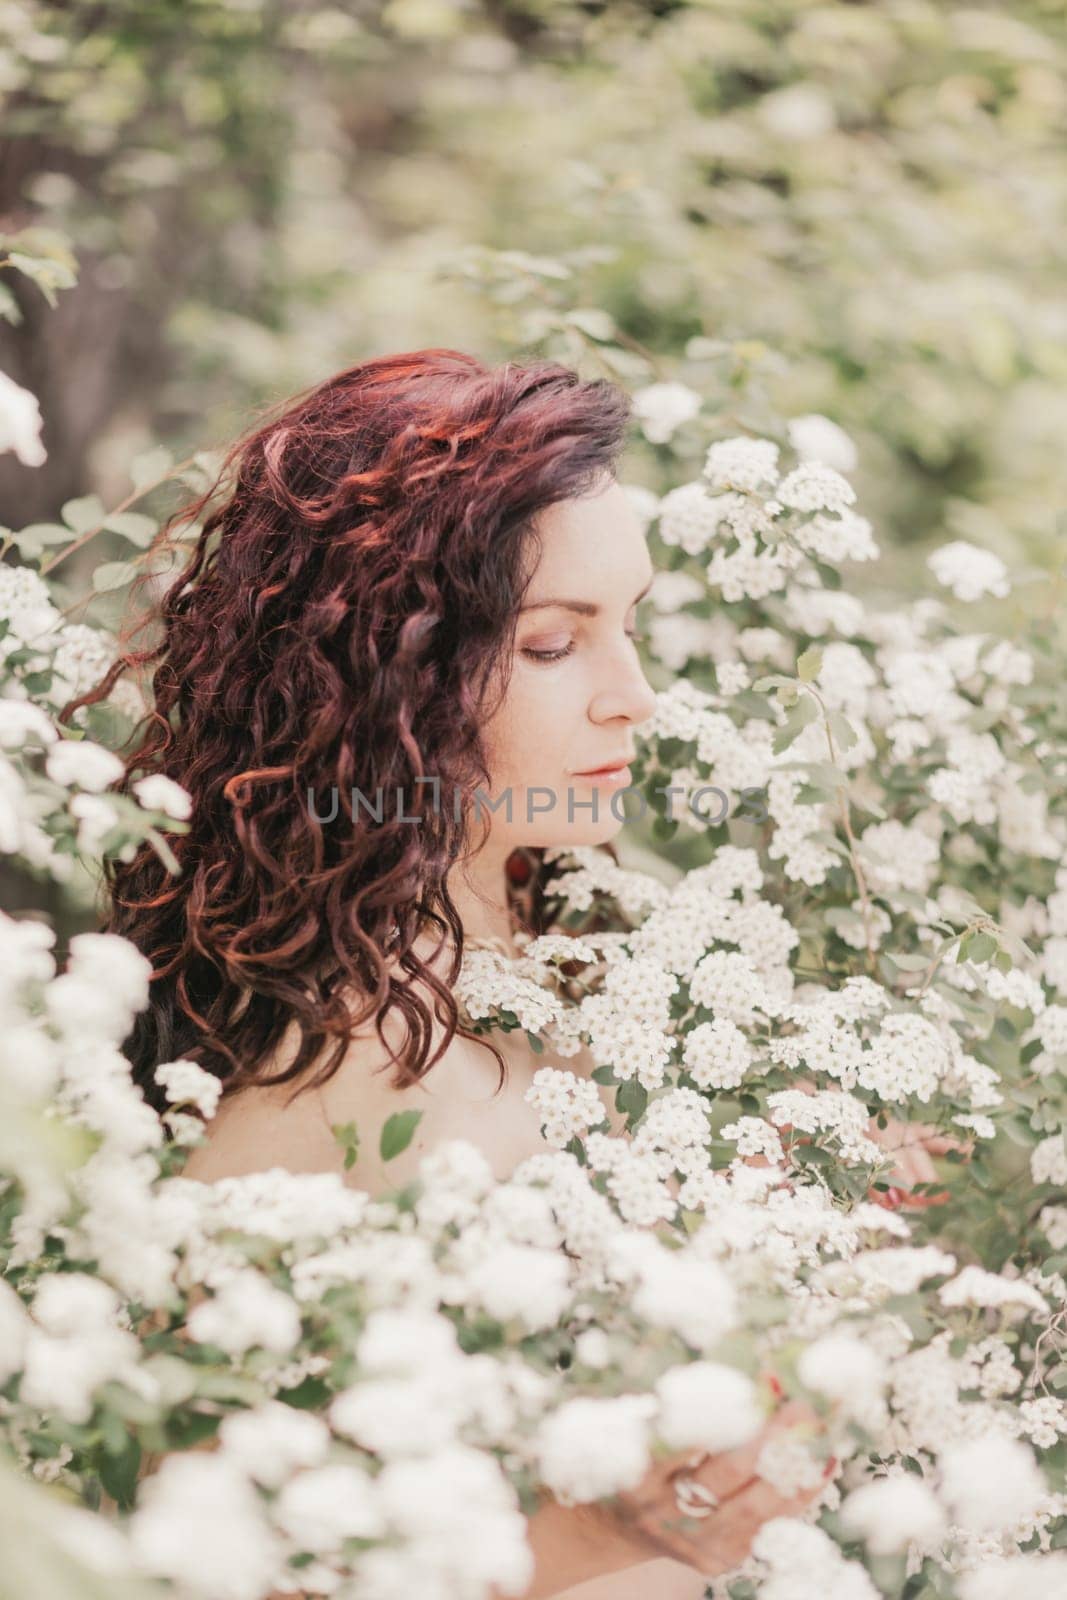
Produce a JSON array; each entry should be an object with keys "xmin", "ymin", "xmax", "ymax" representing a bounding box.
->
[
  {"xmin": 92, "ymin": 560, "xmax": 139, "ymax": 592},
  {"xmin": 130, "ymin": 446, "xmax": 175, "ymax": 492},
  {"xmin": 615, "ymin": 1078, "xmax": 648, "ymax": 1123},
  {"xmin": 13, "ymin": 521, "xmax": 71, "ymax": 557},
  {"xmin": 566, "ymin": 308, "xmax": 617, "ymax": 342},
  {"xmin": 826, "ymin": 709, "xmax": 858, "ymax": 753},
  {"xmin": 772, "ymin": 695, "xmax": 819, "ymax": 755},
  {"xmin": 97, "ymin": 1430, "xmax": 141, "ymax": 1511},
  {"xmin": 380, "ymin": 1109, "xmax": 423, "ymax": 1162},
  {"xmin": 525, "ymin": 1031, "xmax": 544, "ymax": 1054},
  {"xmin": 331, "ymin": 1120, "xmax": 361, "ymax": 1171},
  {"xmin": 796, "ymin": 646, "xmax": 823, "ymax": 683},
  {"xmin": 61, "ymin": 494, "xmax": 105, "ymax": 533},
  {"xmin": 6, "ymin": 248, "xmax": 78, "ymax": 305},
  {"xmin": 591, "ymin": 1065, "xmax": 617, "ymax": 1085},
  {"xmin": 966, "ymin": 931, "xmax": 998, "ymax": 964},
  {"xmin": 104, "ymin": 510, "xmax": 159, "ymax": 548}
]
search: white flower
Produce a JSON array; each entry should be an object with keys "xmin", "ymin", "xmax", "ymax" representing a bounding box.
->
[
  {"xmin": 69, "ymin": 792, "xmax": 122, "ymax": 854},
  {"xmin": 187, "ymin": 1270, "xmax": 302, "ymax": 1356},
  {"xmin": 632, "ymin": 381, "xmax": 702, "ymax": 444},
  {"xmin": 272, "ymin": 1463, "xmax": 385, "ymax": 1553},
  {"xmin": 218, "ymin": 1402, "xmax": 331, "ymax": 1489},
  {"xmin": 0, "ymin": 368, "xmax": 47, "ymax": 466},
  {"xmin": 133, "ymin": 773, "xmax": 194, "ymax": 820},
  {"xmin": 330, "ymin": 1374, "xmax": 463, "ymax": 1457},
  {"xmin": 464, "ymin": 1241, "xmax": 572, "ymax": 1332},
  {"xmin": 938, "ymin": 1265, "xmax": 1048, "ymax": 1316},
  {"xmin": 30, "ymin": 1272, "xmax": 121, "ymax": 1335},
  {"xmin": 46, "ymin": 737, "xmax": 125, "ymax": 792},
  {"xmin": 776, "ymin": 460, "xmax": 856, "ymax": 514},
  {"xmin": 839, "ymin": 1474, "xmax": 947, "ymax": 1555},
  {"xmin": 704, "ymin": 437, "xmax": 780, "ymax": 494},
  {"xmin": 655, "ymin": 1361, "xmax": 764, "ymax": 1453},
  {"xmin": 1031, "ymin": 1133, "xmax": 1067, "ymax": 1188},
  {"xmin": 0, "ymin": 699, "xmax": 58, "ymax": 750},
  {"xmin": 534, "ymin": 1394, "xmax": 656, "ymax": 1502},
  {"xmin": 787, "ymin": 414, "xmax": 858, "ymax": 473},
  {"xmin": 797, "ymin": 1332, "xmax": 887, "ymax": 1406},
  {"xmin": 128, "ymin": 1453, "xmax": 286, "ymax": 1600},
  {"xmin": 938, "ymin": 1434, "xmax": 1047, "ymax": 1533},
  {"xmin": 928, "ymin": 540, "xmax": 1010, "ymax": 602},
  {"xmin": 656, "ymin": 480, "xmax": 726, "ymax": 556},
  {"xmin": 757, "ymin": 83, "xmax": 837, "ymax": 141},
  {"xmin": 154, "ymin": 1058, "xmax": 222, "ymax": 1118}
]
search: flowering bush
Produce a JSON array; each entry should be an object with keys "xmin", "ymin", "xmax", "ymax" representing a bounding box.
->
[{"xmin": 3, "ymin": 302, "xmax": 1067, "ymax": 1596}]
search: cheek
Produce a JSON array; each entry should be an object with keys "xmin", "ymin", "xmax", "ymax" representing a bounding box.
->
[{"xmin": 488, "ymin": 666, "xmax": 572, "ymax": 784}]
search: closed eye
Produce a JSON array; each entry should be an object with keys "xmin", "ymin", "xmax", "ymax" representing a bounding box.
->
[{"xmin": 522, "ymin": 627, "xmax": 646, "ymax": 665}]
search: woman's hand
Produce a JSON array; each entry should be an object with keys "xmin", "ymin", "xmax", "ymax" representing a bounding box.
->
[
  {"xmin": 610, "ymin": 1399, "xmax": 833, "ymax": 1577},
  {"xmin": 865, "ymin": 1114, "xmax": 972, "ymax": 1210}
]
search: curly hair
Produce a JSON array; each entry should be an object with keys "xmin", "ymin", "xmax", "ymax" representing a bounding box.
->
[{"xmin": 64, "ymin": 349, "xmax": 634, "ymax": 1116}]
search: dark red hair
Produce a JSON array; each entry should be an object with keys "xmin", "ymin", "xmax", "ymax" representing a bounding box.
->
[{"xmin": 65, "ymin": 349, "xmax": 633, "ymax": 1115}]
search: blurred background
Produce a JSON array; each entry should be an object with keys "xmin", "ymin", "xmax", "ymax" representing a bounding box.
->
[{"xmin": 2, "ymin": 0, "xmax": 1065, "ymax": 925}]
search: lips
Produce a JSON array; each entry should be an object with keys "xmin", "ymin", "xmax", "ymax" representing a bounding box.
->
[{"xmin": 574, "ymin": 758, "xmax": 634, "ymax": 776}]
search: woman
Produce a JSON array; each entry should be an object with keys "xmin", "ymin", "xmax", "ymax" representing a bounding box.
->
[{"xmin": 72, "ymin": 349, "xmax": 828, "ymax": 1598}]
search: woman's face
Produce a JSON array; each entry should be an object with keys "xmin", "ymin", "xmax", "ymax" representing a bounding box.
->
[{"xmin": 479, "ymin": 473, "xmax": 659, "ymax": 851}]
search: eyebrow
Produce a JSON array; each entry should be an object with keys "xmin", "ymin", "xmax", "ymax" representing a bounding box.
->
[{"xmin": 520, "ymin": 575, "xmax": 655, "ymax": 616}]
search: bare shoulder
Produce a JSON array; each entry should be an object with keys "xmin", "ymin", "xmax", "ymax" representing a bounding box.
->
[{"xmin": 179, "ymin": 998, "xmax": 552, "ymax": 1202}]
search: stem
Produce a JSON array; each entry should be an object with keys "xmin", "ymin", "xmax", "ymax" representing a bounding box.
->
[
  {"xmin": 40, "ymin": 453, "xmax": 198, "ymax": 576},
  {"xmin": 805, "ymin": 683, "xmax": 877, "ymax": 974}
]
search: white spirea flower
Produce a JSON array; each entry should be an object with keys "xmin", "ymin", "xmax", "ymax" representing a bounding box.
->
[
  {"xmin": 750, "ymin": 1517, "xmax": 880, "ymax": 1598},
  {"xmin": 776, "ymin": 460, "xmax": 857, "ymax": 514},
  {"xmin": 0, "ymin": 699, "xmax": 58, "ymax": 749},
  {"xmin": 956, "ymin": 1553, "xmax": 1067, "ymax": 1600},
  {"xmin": 0, "ymin": 368, "xmax": 47, "ymax": 465},
  {"xmin": 272, "ymin": 1463, "xmax": 385, "ymax": 1553},
  {"xmin": 154, "ymin": 1058, "xmax": 222, "ymax": 1118},
  {"xmin": 524, "ymin": 1065, "xmax": 607, "ymax": 1148},
  {"xmin": 938, "ymin": 1434, "xmax": 1047, "ymax": 1533},
  {"xmin": 372, "ymin": 1445, "xmax": 533, "ymax": 1596},
  {"xmin": 133, "ymin": 773, "xmax": 194, "ymax": 820},
  {"xmin": 464, "ymin": 1240, "xmax": 573, "ymax": 1332},
  {"xmin": 534, "ymin": 1393, "xmax": 656, "ymax": 1503},
  {"xmin": 928, "ymin": 540, "xmax": 1010, "ymax": 602},
  {"xmin": 938, "ymin": 1265, "xmax": 1048, "ymax": 1316},
  {"xmin": 218, "ymin": 1402, "xmax": 330, "ymax": 1489},
  {"xmin": 656, "ymin": 480, "xmax": 727, "ymax": 555},
  {"xmin": 704, "ymin": 437, "xmax": 780, "ymax": 493},
  {"xmin": 356, "ymin": 1306, "xmax": 462, "ymax": 1375},
  {"xmin": 632, "ymin": 381, "xmax": 701, "ymax": 443},
  {"xmin": 45, "ymin": 737, "xmax": 125, "ymax": 792},
  {"xmin": 607, "ymin": 1230, "xmax": 738, "ymax": 1346},
  {"xmin": 757, "ymin": 83, "xmax": 836, "ymax": 140},
  {"xmin": 839, "ymin": 1474, "xmax": 947, "ymax": 1554},
  {"xmin": 30, "ymin": 1272, "xmax": 121, "ymax": 1334},
  {"xmin": 787, "ymin": 413, "xmax": 858, "ymax": 473},
  {"xmin": 0, "ymin": 563, "xmax": 61, "ymax": 644},
  {"xmin": 330, "ymin": 1374, "xmax": 464, "ymax": 1457},
  {"xmin": 128, "ymin": 1453, "xmax": 286, "ymax": 1600},
  {"xmin": 797, "ymin": 1332, "xmax": 887, "ymax": 1406},
  {"xmin": 655, "ymin": 1361, "xmax": 764, "ymax": 1452},
  {"xmin": 187, "ymin": 1270, "xmax": 302, "ymax": 1356},
  {"xmin": 1031, "ymin": 1133, "xmax": 1067, "ymax": 1188}
]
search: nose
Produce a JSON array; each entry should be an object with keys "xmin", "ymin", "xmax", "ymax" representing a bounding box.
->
[{"xmin": 588, "ymin": 647, "xmax": 658, "ymax": 729}]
